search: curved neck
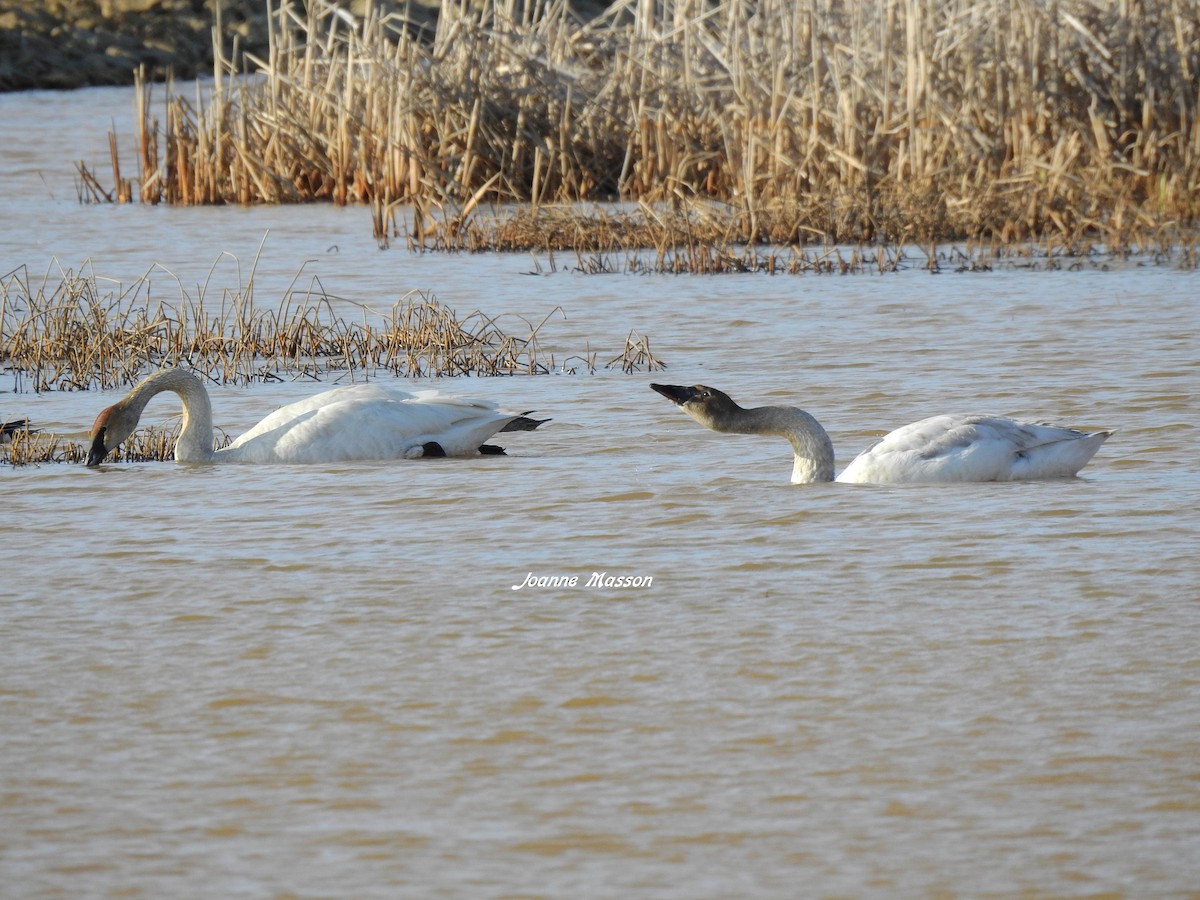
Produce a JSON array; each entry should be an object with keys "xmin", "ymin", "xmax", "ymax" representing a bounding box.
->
[
  {"xmin": 723, "ymin": 406, "xmax": 836, "ymax": 483},
  {"xmin": 124, "ymin": 369, "xmax": 215, "ymax": 461}
]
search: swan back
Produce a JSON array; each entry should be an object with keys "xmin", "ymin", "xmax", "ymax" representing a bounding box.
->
[
  {"xmin": 835, "ymin": 415, "xmax": 1113, "ymax": 483},
  {"xmin": 217, "ymin": 384, "xmax": 527, "ymax": 463}
]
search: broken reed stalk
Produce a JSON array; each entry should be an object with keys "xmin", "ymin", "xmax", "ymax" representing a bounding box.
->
[
  {"xmin": 606, "ymin": 330, "xmax": 666, "ymax": 374},
  {"xmin": 81, "ymin": 0, "xmax": 1200, "ymax": 249},
  {"xmin": 0, "ymin": 259, "xmax": 661, "ymax": 393}
]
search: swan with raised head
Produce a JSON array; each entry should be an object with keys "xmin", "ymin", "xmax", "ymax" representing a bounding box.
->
[
  {"xmin": 650, "ymin": 383, "xmax": 1111, "ymax": 484},
  {"xmin": 86, "ymin": 368, "xmax": 547, "ymax": 466}
]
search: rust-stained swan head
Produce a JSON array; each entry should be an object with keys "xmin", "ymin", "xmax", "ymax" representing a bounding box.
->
[{"xmin": 87, "ymin": 402, "xmax": 139, "ymax": 467}]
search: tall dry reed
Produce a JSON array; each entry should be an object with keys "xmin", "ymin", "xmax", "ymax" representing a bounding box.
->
[{"xmin": 88, "ymin": 0, "xmax": 1200, "ymax": 248}]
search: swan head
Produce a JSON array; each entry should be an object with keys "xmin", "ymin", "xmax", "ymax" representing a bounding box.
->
[
  {"xmin": 86, "ymin": 403, "xmax": 137, "ymax": 467},
  {"xmin": 650, "ymin": 383, "xmax": 741, "ymax": 432}
]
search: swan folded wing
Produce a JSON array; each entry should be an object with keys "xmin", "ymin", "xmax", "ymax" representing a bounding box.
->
[
  {"xmin": 836, "ymin": 415, "xmax": 1109, "ymax": 483},
  {"xmin": 220, "ymin": 383, "xmax": 423, "ymax": 440},
  {"xmin": 1001, "ymin": 420, "xmax": 1112, "ymax": 480},
  {"xmin": 217, "ymin": 393, "xmax": 520, "ymax": 463},
  {"xmin": 949, "ymin": 416, "xmax": 1111, "ymax": 480},
  {"xmin": 267, "ymin": 382, "xmax": 421, "ymax": 415}
]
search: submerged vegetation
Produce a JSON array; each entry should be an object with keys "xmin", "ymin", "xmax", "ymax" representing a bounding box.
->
[{"xmin": 82, "ymin": 0, "xmax": 1200, "ymax": 255}]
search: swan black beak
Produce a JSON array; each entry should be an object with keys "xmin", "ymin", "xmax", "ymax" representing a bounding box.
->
[
  {"xmin": 650, "ymin": 383, "xmax": 698, "ymax": 405},
  {"xmin": 86, "ymin": 429, "xmax": 109, "ymax": 467}
]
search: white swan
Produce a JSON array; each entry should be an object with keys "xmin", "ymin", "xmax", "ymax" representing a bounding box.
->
[
  {"xmin": 650, "ymin": 383, "xmax": 1112, "ymax": 484},
  {"xmin": 86, "ymin": 368, "xmax": 547, "ymax": 466}
]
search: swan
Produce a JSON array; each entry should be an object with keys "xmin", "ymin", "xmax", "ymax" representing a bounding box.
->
[
  {"xmin": 650, "ymin": 383, "xmax": 1112, "ymax": 484},
  {"xmin": 86, "ymin": 368, "xmax": 547, "ymax": 466}
]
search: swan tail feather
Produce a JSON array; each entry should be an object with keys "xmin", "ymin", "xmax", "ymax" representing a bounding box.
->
[
  {"xmin": 2, "ymin": 418, "xmax": 37, "ymax": 436},
  {"xmin": 500, "ymin": 414, "xmax": 550, "ymax": 433}
]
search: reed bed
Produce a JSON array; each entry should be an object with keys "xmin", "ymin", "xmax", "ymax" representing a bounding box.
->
[
  {"xmin": 0, "ymin": 259, "xmax": 637, "ymax": 394},
  {"xmin": 415, "ymin": 201, "xmax": 1196, "ymax": 272},
  {"xmin": 0, "ymin": 423, "xmax": 233, "ymax": 466},
  {"xmin": 2, "ymin": 427, "xmax": 87, "ymax": 466},
  {"xmin": 85, "ymin": 0, "xmax": 1200, "ymax": 251}
]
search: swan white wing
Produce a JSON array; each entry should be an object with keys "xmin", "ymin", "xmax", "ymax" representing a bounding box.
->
[
  {"xmin": 216, "ymin": 386, "xmax": 517, "ymax": 463},
  {"xmin": 835, "ymin": 415, "xmax": 1110, "ymax": 484},
  {"xmin": 242, "ymin": 383, "xmax": 418, "ymax": 425}
]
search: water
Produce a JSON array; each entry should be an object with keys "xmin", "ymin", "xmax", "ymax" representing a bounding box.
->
[{"xmin": 2, "ymin": 85, "xmax": 1200, "ymax": 898}]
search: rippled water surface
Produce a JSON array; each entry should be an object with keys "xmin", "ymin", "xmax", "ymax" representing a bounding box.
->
[{"xmin": 3, "ymin": 85, "xmax": 1199, "ymax": 898}]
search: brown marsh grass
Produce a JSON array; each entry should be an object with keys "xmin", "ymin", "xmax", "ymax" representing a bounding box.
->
[
  {"xmin": 417, "ymin": 201, "xmax": 1194, "ymax": 272},
  {"xmin": 84, "ymin": 0, "xmax": 1200, "ymax": 254},
  {"xmin": 0, "ymin": 257, "xmax": 637, "ymax": 395},
  {"xmin": 1, "ymin": 423, "xmax": 235, "ymax": 466},
  {"xmin": 1, "ymin": 427, "xmax": 177, "ymax": 468},
  {"xmin": 2, "ymin": 426, "xmax": 87, "ymax": 466}
]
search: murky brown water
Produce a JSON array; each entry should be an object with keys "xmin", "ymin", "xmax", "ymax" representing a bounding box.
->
[{"xmin": 3, "ymin": 85, "xmax": 1199, "ymax": 898}]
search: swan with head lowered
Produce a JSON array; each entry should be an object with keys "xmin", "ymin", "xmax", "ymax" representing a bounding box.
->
[
  {"xmin": 86, "ymin": 368, "xmax": 547, "ymax": 466},
  {"xmin": 650, "ymin": 383, "xmax": 1111, "ymax": 484}
]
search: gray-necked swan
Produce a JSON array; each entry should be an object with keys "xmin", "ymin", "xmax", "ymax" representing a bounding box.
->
[
  {"xmin": 86, "ymin": 368, "xmax": 547, "ymax": 466},
  {"xmin": 650, "ymin": 383, "xmax": 1111, "ymax": 484}
]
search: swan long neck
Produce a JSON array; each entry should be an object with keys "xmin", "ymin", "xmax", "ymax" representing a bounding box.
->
[
  {"xmin": 654, "ymin": 384, "xmax": 843, "ymax": 484},
  {"xmin": 120, "ymin": 369, "xmax": 215, "ymax": 461},
  {"xmin": 712, "ymin": 404, "xmax": 836, "ymax": 483},
  {"xmin": 756, "ymin": 407, "xmax": 836, "ymax": 483}
]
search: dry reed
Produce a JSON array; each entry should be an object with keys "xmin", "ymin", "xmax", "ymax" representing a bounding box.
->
[
  {"xmin": 607, "ymin": 329, "xmax": 665, "ymax": 373},
  {"xmin": 1, "ymin": 424, "xmax": 233, "ymax": 466},
  {"xmin": 2, "ymin": 428, "xmax": 87, "ymax": 466},
  {"xmin": 79, "ymin": 0, "xmax": 1200, "ymax": 252},
  {"xmin": 1, "ymin": 258, "xmax": 653, "ymax": 395}
]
